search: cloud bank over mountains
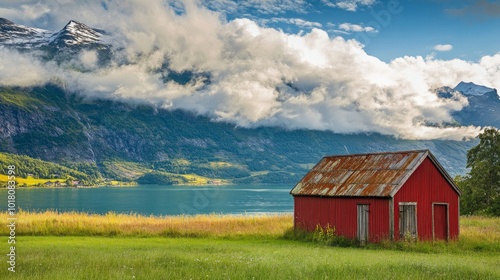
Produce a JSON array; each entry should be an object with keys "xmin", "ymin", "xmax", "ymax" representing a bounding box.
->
[{"xmin": 1, "ymin": 0, "xmax": 499, "ymax": 140}]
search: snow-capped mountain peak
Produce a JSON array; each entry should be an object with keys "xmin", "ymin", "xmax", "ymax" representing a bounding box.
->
[
  {"xmin": 49, "ymin": 20, "xmax": 102, "ymax": 47},
  {"xmin": 454, "ymin": 81, "xmax": 495, "ymax": 96},
  {"xmin": 449, "ymin": 81, "xmax": 500, "ymax": 128}
]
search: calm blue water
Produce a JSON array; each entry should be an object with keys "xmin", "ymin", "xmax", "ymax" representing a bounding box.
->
[{"xmin": 0, "ymin": 184, "xmax": 294, "ymax": 215}]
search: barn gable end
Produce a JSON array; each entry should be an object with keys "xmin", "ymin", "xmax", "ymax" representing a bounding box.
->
[{"xmin": 393, "ymin": 157, "xmax": 461, "ymax": 240}]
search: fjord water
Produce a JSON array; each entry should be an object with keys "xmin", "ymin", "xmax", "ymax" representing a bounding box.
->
[{"xmin": 0, "ymin": 184, "xmax": 293, "ymax": 215}]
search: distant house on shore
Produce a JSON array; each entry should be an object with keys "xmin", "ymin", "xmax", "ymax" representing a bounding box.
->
[
  {"xmin": 290, "ymin": 150, "xmax": 460, "ymax": 243},
  {"xmin": 44, "ymin": 181, "xmax": 54, "ymax": 187}
]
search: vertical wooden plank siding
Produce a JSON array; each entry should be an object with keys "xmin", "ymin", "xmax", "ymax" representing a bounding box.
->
[
  {"xmin": 393, "ymin": 158, "xmax": 460, "ymax": 240},
  {"xmin": 357, "ymin": 204, "xmax": 369, "ymax": 243},
  {"xmin": 294, "ymin": 196, "xmax": 390, "ymax": 242},
  {"xmin": 389, "ymin": 197, "xmax": 394, "ymax": 240},
  {"xmin": 399, "ymin": 203, "xmax": 417, "ymax": 239}
]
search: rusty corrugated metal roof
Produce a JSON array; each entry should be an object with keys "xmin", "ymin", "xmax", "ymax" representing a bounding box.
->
[{"xmin": 290, "ymin": 150, "xmax": 431, "ymax": 197}]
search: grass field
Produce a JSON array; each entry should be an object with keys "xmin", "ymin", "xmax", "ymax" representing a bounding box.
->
[
  {"xmin": 0, "ymin": 174, "xmax": 66, "ymax": 187},
  {"xmin": 0, "ymin": 212, "xmax": 499, "ymax": 279}
]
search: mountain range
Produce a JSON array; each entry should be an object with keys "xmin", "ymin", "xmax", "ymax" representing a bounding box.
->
[{"xmin": 1, "ymin": 18, "xmax": 498, "ymax": 185}]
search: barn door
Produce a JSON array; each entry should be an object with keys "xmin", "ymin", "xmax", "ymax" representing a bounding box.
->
[
  {"xmin": 357, "ymin": 204, "xmax": 369, "ymax": 244},
  {"xmin": 399, "ymin": 203, "xmax": 417, "ymax": 240},
  {"xmin": 433, "ymin": 204, "xmax": 448, "ymax": 241}
]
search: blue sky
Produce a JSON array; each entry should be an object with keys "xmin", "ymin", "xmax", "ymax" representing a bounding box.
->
[{"xmin": 202, "ymin": 0, "xmax": 500, "ymax": 62}]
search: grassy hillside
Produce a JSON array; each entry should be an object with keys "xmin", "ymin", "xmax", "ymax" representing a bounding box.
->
[
  {"xmin": 101, "ymin": 159, "xmax": 231, "ymax": 185},
  {"xmin": 0, "ymin": 213, "xmax": 498, "ymax": 279},
  {"xmin": 0, "ymin": 152, "xmax": 98, "ymax": 186},
  {"xmin": 0, "ymin": 88, "xmax": 45, "ymax": 109},
  {"xmin": 0, "ymin": 153, "xmax": 231, "ymax": 187},
  {"xmin": 0, "ymin": 152, "xmax": 248, "ymax": 187}
]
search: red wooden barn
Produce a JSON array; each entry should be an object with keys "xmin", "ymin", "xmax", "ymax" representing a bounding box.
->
[{"xmin": 290, "ymin": 150, "xmax": 461, "ymax": 242}]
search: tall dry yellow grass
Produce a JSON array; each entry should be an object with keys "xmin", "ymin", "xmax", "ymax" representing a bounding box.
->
[
  {"xmin": 0, "ymin": 210, "xmax": 292, "ymax": 238},
  {"xmin": 1, "ymin": 211, "xmax": 498, "ymax": 243},
  {"xmin": 459, "ymin": 215, "xmax": 500, "ymax": 243}
]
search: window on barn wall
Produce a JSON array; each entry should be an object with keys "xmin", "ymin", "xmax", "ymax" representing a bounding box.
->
[{"xmin": 399, "ymin": 203, "xmax": 417, "ymax": 240}]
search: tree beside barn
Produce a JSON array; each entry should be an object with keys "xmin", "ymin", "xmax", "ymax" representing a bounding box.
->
[{"xmin": 457, "ymin": 128, "xmax": 500, "ymax": 216}]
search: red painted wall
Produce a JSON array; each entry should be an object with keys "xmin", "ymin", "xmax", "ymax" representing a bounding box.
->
[
  {"xmin": 394, "ymin": 157, "xmax": 460, "ymax": 240},
  {"xmin": 294, "ymin": 196, "xmax": 390, "ymax": 242}
]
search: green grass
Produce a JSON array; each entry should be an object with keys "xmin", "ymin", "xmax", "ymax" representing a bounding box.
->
[
  {"xmin": 101, "ymin": 160, "xmax": 150, "ymax": 181},
  {"xmin": 0, "ymin": 89, "xmax": 44, "ymax": 109},
  {"xmin": 0, "ymin": 174, "xmax": 67, "ymax": 186},
  {"xmin": 0, "ymin": 213, "xmax": 499, "ymax": 279},
  {"xmin": 1, "ymin": 236, "xmax": 499, "ymax": 279}
]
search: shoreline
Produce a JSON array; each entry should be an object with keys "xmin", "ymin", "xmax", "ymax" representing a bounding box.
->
[{"xmin": 0, "ymin": 181, "xmax": 263, "ymax": 189}]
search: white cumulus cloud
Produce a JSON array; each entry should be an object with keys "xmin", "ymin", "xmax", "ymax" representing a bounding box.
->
[
  {"xmin": 434, "ymin": 44, "xmax": 454, "ymax": 52},
  {"xmin": 203, "ymin": 0, "xmax": 309, "ymax": 15},
  {"xmin": 0, "ymin": 48, "xmax": 55, "ymax": 86},
  {"xmin": 338, "ymin": 22, "xmax": 377, "ymax": 33},
  {"xmin": 267, "ymin": 17, "xmax": 322, "ymax": 29},
  {"xmin": 322, "ymin": 0, "xmax": 376, "ymax": 11}
]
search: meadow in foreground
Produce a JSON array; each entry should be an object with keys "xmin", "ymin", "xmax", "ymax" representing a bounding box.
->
[{"xmin": 0, "ymin": 212, "xmax": 499, "ymax": 279}]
